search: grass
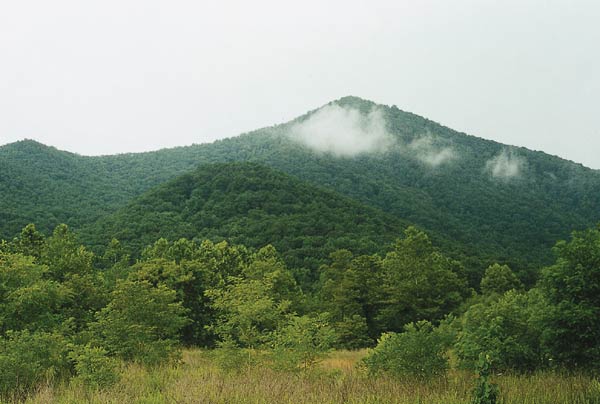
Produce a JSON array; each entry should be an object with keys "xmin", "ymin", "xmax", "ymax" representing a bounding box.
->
[{"xmin": 15, "ymin": 349, "xmax": 600, "ymax": 404}]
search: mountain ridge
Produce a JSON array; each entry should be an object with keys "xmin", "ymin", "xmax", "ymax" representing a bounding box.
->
[{"xmin": 2, "ymin": 96, "xmax": 599, "ymax": 283}]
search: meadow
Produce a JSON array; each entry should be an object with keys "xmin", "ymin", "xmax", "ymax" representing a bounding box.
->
[{"xmin": 19, "ymin": 349, "xmax": 600, "ymax": 404}]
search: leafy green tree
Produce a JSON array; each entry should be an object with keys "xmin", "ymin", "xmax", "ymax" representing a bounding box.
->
[
  {"xmin": 480, "ymin": 263, "xmax": 523, "ymax": 295},
  {"xmin": 378, "ymin": 227, "xmax": 470, "ymax": 332},
  {"xmin": 319, "ymin": 250, "xmax": 382, "ymax": 348},
  {"xmin": 471, "ymin": 353, "xmax": 499, "ymax": 404},
  {"xmin": 0, "ymin": 330, "xmax": 71, "ymax": 396},
  {"xmin": 363, "ymin": 320, "xmax": 449, "ymax": 379},
  {"xmin": 68, "ymin": 344, "xmax": 120, "ymax": 389},
  {"xmin": 0, "ymin": 253, "xmax": 69, "ymax": 334},
  {"xmin": 42, "ymin": 224, "xmax": 94, "ymax": 281},
  {"xmin": 12, "ymin": 224, "xmax": 45, "ymax": 260},
  {"xmin": 206, "ymin": 246, "xmax": 299, "ymax": 348},
  {"xmin": 207, "ymin": 276, "xmax": 291, "ymax": 348},
  {"xmin": 538, "ymin": 226, "xmax": 600, "ymax": 369},
  {"xmin": 90, "ymin": 280, "xmax": 188, "ymax": 366},
  {"xmin": 271, "ymin": 313, "xmax": 337, "ymax": 371},
  {"xmin": 455, "ymin": 290, "xmax": 544, "ymax": 371}
]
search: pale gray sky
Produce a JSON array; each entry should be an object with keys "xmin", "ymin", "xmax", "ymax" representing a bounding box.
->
[{"xmin": 1, "ymin": 0, "xmax": 599, "ymax": 168}]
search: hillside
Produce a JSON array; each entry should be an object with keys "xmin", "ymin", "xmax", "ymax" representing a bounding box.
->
[
  {"xmin": 2, "ymin": 96, "xmax": 600, "ymax": 281},
  {"xmin": 81, "ymin": 162, "xmax": 410, "ymax": 275}
]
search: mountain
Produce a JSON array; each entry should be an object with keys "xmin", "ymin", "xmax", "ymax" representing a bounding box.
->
[
  {"xmin": 81, "ymin": 162, "xmax": 411, "ymax": 275},
  {"xmin": 2, "ymin": 96, "xmax": 600, "ymax": 282}
]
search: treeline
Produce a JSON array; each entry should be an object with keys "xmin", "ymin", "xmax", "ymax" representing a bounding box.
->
[{"xmin": 1, "ymin": 223, "xmax": 599, "ymax": 397}]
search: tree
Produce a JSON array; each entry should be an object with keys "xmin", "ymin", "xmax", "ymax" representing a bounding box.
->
[
  {"xmin": 206, "ymin": 246, "xmax": 299, "ymax": 348},
  {"xmin": 12, "ymin": 224, "xmax": 45, "ymax": 260},
  {"xmin": 319, "ymin": 250, "xmax": 382, "ymax": 348},
  {"xmin": 377, "ymin": 227, "xmax": 470, "ymax": 332},
  {"xmin": 270, "ymin": 313, "xmax": 337, "ymax": 371},
  {"xmin": 42, "ymin": 224, "xmax": 94, "ymax": 281},
  {"xmin": 455, "ymin": 290, "xmax": 543, "ymax": 371},
  {"xmin": 90, "ymin": 280, "xmax": 188, "ymax": 366},
  {"xmin": 538, "ymin": 226, "xmax": 600, "ymax": 369},
  {"xmin": 480, "ymin": 264, "xmax": 523, "ymax": 295},
  {"xmin": 0, "ymin": 253, "xmax": 69, "ymax": 334},
  {"xmin": 363, "ymin": 320, "xmax": 449, "ymax": 379}
]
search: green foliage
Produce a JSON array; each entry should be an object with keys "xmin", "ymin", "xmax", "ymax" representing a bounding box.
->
[
  {"xmin": 480, "ymin": 263, "xmax": 523, "ymax": 295},
  {"xmin": 68, "ymin": 344, "xmax": 120, "ymax": 389},
  {"xmin": 377, "ymin": 227, "xmax": 471, "ymax": 332},
  {"xmin": 363, "ymin": 320, "xmax": 449, "ymax": 379},
  {"xmin": 211, "ymin": 340, "xmax": 261, "ymax": 373},
  {"xmin": 42, "ymin": 224, "xmax": 94, "ymax": 281},
  {"xmin": 0, "ymin": 330, "xmax": 71, "ymax": 396},
  {"xmin": 207, "ymin": 275, "xmax": 291, "ymax": 348},
  {"xmin": 90, "ymin": 280, "xmax": 188, "ymax": 366},
  {"xmin": 471, "ymin": 353, "xmax": 499, "ymax": 404},
  {"xmin": 12, "ymin": 223, "xmax": 45, "ymax": 259},
  {"xmin": 455, "ymin": 290, "xmax": 544, "ymax": 371},
  {"xmin": 0, "ymin": 252, "xmax": 70, "ymax": 334},
  {"xmin": 319, "ymin": 250, "xmax": 383, "ymax": 348},
  {"xmin": 83, "ymin": 162, "xmax": 409, "ymax": 276},
  {"xmin": 538, "ymin": 226, "xmax": 600, "ymax": 369},
  {"xmin": 270, "ymin": 313, "xmax": 337, "ymax": 371}
]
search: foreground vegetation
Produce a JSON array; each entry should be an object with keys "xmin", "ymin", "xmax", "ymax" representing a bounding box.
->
[
  {"xmin": 1, "ymin": 221, "xmax": 599, "ymax": 402},
  {"xmin": 16, "ymin": 349, "xmax": 600, "ymax": 404}
]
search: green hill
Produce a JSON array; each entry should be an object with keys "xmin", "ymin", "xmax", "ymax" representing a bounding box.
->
[
  {"xmin": 81, "ymin": 162, "xmax": 410, "ymax": 274},
  {"xmin": 2, "ymin": 96, "xmax": 600, "ymax": 281}
]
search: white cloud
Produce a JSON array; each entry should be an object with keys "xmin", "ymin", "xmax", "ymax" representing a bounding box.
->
[
  {"xmin": 408, "ymin": 135, "xmax": 457, "ymax": 167},
  {"xmin": 486, "ymin": 149, "xmax": 526, "ymax": 179},
  {"xmin": 287, "ymin": 104, "xmax": 394, "ymax": 157}
]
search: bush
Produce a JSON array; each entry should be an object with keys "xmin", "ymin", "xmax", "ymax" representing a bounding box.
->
[
  {"xmin": 68, "ymin": 344, "xmax": 120, "ymax": 389},
  {"xmin": 480, "ymin": 264, "xmax": 523, "ymax": 295},
  {"xmin": 211, "ymin": 340, "xmax": 261, "ymax": 373},
  {"xmin": 270, "ymin": 314, "xmax": 337, "ymax": 371},
  {"xmin": 362, "ymin": 320, "xmax": 448, "ymax": 379},
  {"xmin": 90, "ymin": 280, "xmax": 188, "ymax": 366},
  {"xmin": 455, "ymin": 290, "xmax": 543, "ymax": 371},
  {"xmin": 0, "ymin": 331, "xmax": 71, "ymax": 397},
  {"xmin": 471, "ymin": 353, "xmax": 499, "ymax": 404}
]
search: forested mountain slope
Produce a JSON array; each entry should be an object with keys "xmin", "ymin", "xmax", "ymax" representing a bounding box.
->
[
  {"xmin": 81, "ymin": 162, "xmax": 411, "ymax": 275},
  {"xmin": 2, "ymin": 96, "xmax": 600, "ymax": 280}
]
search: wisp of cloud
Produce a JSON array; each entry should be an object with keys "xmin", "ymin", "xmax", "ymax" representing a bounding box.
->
[
  {"xmin": 287, "ymin": 104, "xmax": 394, "ymax": 157},
  {"xmin": 408, "ymin": 135, "xmax": 457, "ymax": 167},
  {"xmin": 486, "ymin": 149, "xmax": 525, "ymax": 179}
]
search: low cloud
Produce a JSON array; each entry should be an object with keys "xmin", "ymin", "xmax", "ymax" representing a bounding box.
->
[
  {"xmin": 287, "ymin": 104, "xmax": 394, "ymax": 157},
  {"xmin": 408, "ymin": 135, "xmax": 457, "ymax": 167},
  {"xmin": 486, "ymin": 149, "xmax": 526, "ymax": 179}
]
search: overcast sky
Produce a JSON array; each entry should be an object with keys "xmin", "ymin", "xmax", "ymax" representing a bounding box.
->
[{"xmin": 1, "ymin": 0, "xmax": 598, "ymax": 168}]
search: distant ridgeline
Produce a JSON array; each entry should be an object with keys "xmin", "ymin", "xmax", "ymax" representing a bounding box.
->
[{"xmin": 2, "ymin": 96, "xmax": 600, "ymax": 284}]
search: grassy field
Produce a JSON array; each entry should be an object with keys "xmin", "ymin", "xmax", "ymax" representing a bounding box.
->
[{"xmin": 16, "ymin": 349, "xmax": 600, "ymax": 404}]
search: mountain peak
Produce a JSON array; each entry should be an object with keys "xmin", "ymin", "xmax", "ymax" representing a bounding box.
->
[
  {"xmin": 1, "ymin": 139, "xmax": 56, "ymax": 153},
  {"xmin": 332, "ymin": 96, "xmax": 378, "ymax": 110}
]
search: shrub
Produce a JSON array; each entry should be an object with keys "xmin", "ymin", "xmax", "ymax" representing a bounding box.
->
[
  {"xmin": 471, "ymin": 354, "xmax": 499, "ymax": 404},
  {"xmin": 90, "ymin": 280, "xmax": 188, "ymax": 366},
  {"xmin": 0, "ymin": 331, "xmax": 71, "ymax": 396},
  {"xmin": 362, "ymin": 320, "xmax": 448, "ymax": 379},
  {"xmin": 480, "ymin": 264, "xmax": 523, "ymax": 295},
  {"xmin": 270, "ymin": 314, "xmax": 337, "ymax": 371},
  {"xmin": 211, "ymin": 339, "xmax": 261, "ymax": 373},
  {"xmin": 68, "ymin": 344, "xmax": 120, "ymax": 389},
  {"xmin": 455, "ymin": 290, "xmax": 543, "ymax": 371}
]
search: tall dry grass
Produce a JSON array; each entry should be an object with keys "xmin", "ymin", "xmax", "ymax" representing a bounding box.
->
[{"xmin": 17, "ymin": 349, "xmax": 600, "ymax": 404}]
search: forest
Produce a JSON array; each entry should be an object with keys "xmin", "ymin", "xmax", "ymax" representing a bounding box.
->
[{"xmin": 0, "ymin": 219, "xmax": 599, "ymax": 402}]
